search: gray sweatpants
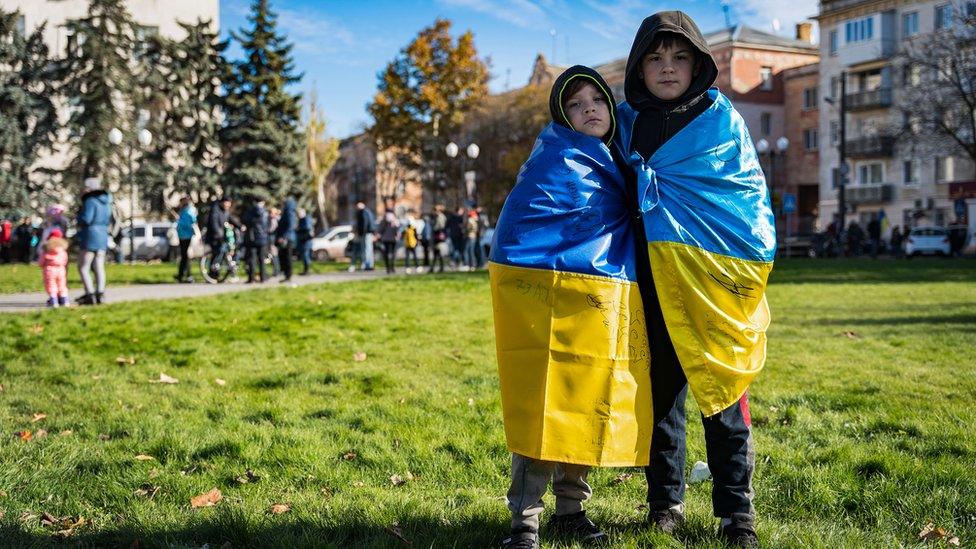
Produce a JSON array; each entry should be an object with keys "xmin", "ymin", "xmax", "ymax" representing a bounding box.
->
[
  {"xmin": 78, "ymin": 250, "xmax": 106, "ymax": 294},
  {"xmin": 507, "ymin": 453, "xmax": 592, "ymax": 531}
]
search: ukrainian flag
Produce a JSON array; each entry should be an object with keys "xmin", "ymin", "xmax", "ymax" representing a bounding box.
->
[
  {"xmin": 618, "ymin": 89, "xmax": 776, "ymax": 417},
  {"xmin": 489, "ymin": 122, "xmax": 652, "ymax": 467}
]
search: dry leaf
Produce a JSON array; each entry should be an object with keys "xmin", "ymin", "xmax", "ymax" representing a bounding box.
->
[
  {"xmin": 353, "ymin": 352, "xmax": 367, "ymax": 362},
  {"xmin": 390, "ymin": 474, "xmax": 405, "ymax": 486},
  {"xmin": 98, "ymin": 433, "xmax": 111, "ymax": 441},
  {"xmin": 150, "ymin": 372, "xmax": 179, "ymax": 384},
  {"xmin": 269, "ymin": 503, "xmax": 291, "ymax": 515},
  {"xmin": 949, "ymin": 536, "xmax": 961, "ymax": 546},
  {"xmin": 342, "ymin": 451, "xmax": 357, "ymax": 461},
  {"xmin": 467, "ymin": 398, "xmax": 474, "ymax": 407},
  {"xmin": 30, "ymin": 324, "xmax": 44, "ymax": 334},
  {"xmin": 16, "ymin": 430, "xmax": 32, "ymax": 442},
  {"xmin": 919, "ymin": 522, "xmax": 958, "ymax": 543},
  {"xmin": 0, "ymin": 383, "xmax": 5, "ymax": 392},
  {"xmin": 385, "ymin": 522, "xmax": 411, "ymax": 544},
  {"xmin": 0, "ymin": 490, "xmax": 7, "ymax": 497},
  {"xmin": 190, "ymin": 488, "xmax": 222, "ymax": 508},
  {"xmin": 31, "ymin": 413, "xmax": 47, "ymax": 422},
  {"xmin": 611, "ymin": 473, "xmax": 634, "ymax": 485},
  {"xmin": 133, "ymin": 484, "xmax": 160, "ymax": 499},
  {"xmin": 34, "ymin": 429, "xmax": 47, "ymax": 438},
  {"xmin": 404, "ymin": 471, "xmax": 414, "ymax": 481},
  {"xmin": 116, "ymin": 356, "xmax": 136, "ymax": 365},
  {"xmin": 352, "ymin": 481, "xmax": 364, "ymax": 487},
  {"xmin": 215, "ymin": 378, "xmax": 227, "ymax": 386},
  {"xmin": 842, "ymin": 331, "xmax": 859, "ymax": 339},
  {"xmin": 134, "ymin": 454, "xmax": 154, "ymax": 461}
]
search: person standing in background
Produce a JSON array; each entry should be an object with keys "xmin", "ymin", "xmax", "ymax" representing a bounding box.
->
[
  {"xmin": 174, "ymin": 196, "xmax": 197, "ymax": 283},
  {"xmin": 275, "ymin": 197, "xmax": 298, "ymax": 282},
  {"xmin": 296, "ymin": 208, "xmax": 315, "ymax": 275},
  {"xmin": 76, "ymin": 177, "xmax": 112, "ymax": 305}
]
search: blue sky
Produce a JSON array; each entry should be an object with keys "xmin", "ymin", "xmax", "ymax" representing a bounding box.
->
[{"xmin": 219, "ymin": 0, "xmax": 819, "ymax": 139}]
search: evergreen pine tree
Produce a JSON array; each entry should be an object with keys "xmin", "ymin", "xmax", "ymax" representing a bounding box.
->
[
  {"xmin": 0, "ymin": 9, "xmax": 59, "ymax": 214},
  {"xmin": 132, "ymin": 32, "xmax": 171, "ymax": 214},
  {"xmin": 58, "ymin": 0, "xmax": 137, "ymax": 186},
  {"xmin": 221, "ymin": 0, "xmax": 306, "ymax": 202}
]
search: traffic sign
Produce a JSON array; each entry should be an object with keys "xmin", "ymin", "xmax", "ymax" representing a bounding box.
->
[{"xmin": 782, "ymin": 193, "xmax": 797, "ymax": 214}]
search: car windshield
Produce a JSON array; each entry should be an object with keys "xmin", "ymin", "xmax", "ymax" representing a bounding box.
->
[{"xmin": 912, "ymin": 228, "xmax": 945, "ymax": 236}]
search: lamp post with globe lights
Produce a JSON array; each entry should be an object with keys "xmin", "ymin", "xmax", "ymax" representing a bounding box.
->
[
  {"xmin": 756, "ymin": 136, "xmax": 789, "ymax": 235},
  {"xmin": 108, "ymin": 126, "xmax": 153, "ymax": 263},
  {"xmin": 445, "ymin": 141, "xmax": 480, "ymax": 208}
]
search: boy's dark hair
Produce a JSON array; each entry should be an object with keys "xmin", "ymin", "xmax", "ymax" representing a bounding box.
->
[
  {"xmin": 645, "ymin": 31, "xmax": 699, "ymax": 66},
  {"xmin": 561, "ymin": 77, "xmax": 609, "ymax": 108}
]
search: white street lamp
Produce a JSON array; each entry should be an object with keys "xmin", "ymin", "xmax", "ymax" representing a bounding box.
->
[
  {"xmin": 776, "ymin": 136, "xmax": 789, "ymax": 153},
  {"xmin": 444, "ymin": 141, "xmax": 479, "ymax": 207},
  {"xmin": 466, "ymin": 143, "xmax": 480, "ymax": 159},
  {"xmin": 755, "ymin": 138, "xmax": 769, "ymax": 154},
  {"xmin": 108, "ymin": 126, "xmax": 154, "ymax": 263},
  {"xmin": 445, "ymin": 141, "xmax": 459, "ymax": 158}
]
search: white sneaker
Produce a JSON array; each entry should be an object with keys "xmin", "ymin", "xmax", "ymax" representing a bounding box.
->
[{"xmin": 347, "ymin": 266, "xmax": 356, "ymax": 273}]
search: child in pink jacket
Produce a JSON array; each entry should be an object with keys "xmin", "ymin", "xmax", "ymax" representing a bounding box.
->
[{"xmin": 39, "ymin": 228, "xmax": 70, "ymax": 307}]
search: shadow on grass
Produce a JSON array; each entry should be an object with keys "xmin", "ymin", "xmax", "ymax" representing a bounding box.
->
[
  {"xmin": 0, "ymin": 513, "xmax": 510, "ymax": 548},
  {"xmin": 810, "ymin": 312, "xmax": 976, "ymax": 327},
  {"xmin": 769, "ymin": 257, "xmax": 975, "ymax": 285}
]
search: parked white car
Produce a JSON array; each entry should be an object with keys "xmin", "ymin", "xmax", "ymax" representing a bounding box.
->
[
  {"xmin": 310, "ymin": 224, "xmax": 353, "ymax": 261},
  {"xmin": 116, "ymin": 221, "xmax": 204, "ymax": 260},
  {"xmin": 905, "ymin": 226, "xmax": 951, "ymax": 257}
]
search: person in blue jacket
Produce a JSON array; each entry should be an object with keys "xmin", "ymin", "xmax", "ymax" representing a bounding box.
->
[
  {"xmin": 296, "ymin": 208, "xmax": 315, "ymax": 275},
  {"xmin": 174, "ymin": 196, "xmax": 197, "ymax": 283},
  {"xmin": 274, "ymin": 197, "xmax": 298, "ymax": 282},
  {"xmin": 242, "ymin": 198, "xmax": 270, "ymax": 283},
  {"xmin": 75, "ymin": 177, "xmax": 113, "ymax": 305}
]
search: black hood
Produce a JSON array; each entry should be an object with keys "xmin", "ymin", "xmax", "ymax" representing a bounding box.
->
[
  {"xmin": 624, "ymin": 11, "xmax": 718, "ymax": 111},
  {"xmin": 548, "ymin": 65, "xmax": 617, "ymax": 145}
]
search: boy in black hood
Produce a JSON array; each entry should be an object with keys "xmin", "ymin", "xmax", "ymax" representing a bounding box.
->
[{"xmin": 621, "ymin": 11, "xmax": 759, "ymax": 548}]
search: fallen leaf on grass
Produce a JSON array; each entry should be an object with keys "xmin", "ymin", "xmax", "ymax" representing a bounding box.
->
[
  {"xmin": 342, "ymin": 451, "xmax": 357, "ymax": 461},
  {"xmin": 116, "ymin": 356, "xmax": 136, "ymax": 365},
  {"xmin": 467, "ymin": 398, "xmax": 474, "ymax": 407},
  {"xmin": 98, "ymin": 433, "xmax": 111, "ymax": 441},
  {"xmin": 919, "ymin": 522, "xmax": 960, "ymax": 545},
  {"xmin": 268, "ymin": 503, "xmax": 291, "ymax": 515},
  {"xmin": 39, "ymin": 513, "xmax": 87, "ymax": 538},
  {"xmin": 16, "ymin": 430, "xmax": 32, "ymax": 442},
  {"xmin": 611, "ymin": 473, "xmax": 633, "ymax": 485},
  {"xmin": 34, "ymin": 429, "xmax": 47, "ymax": 439},
  {"xmin": 30, "ymin": 324, "xmax": 44, "ymax": 334},
  {"xmin": 353, "ymin": 352, "xmax": 367, "ymax": 362},
  {"xmin": 352, "ymin": 481, "xmax": 364, "ymax": 487},
  {"xmin": 133, "ymin": 484, "xmax": 160, "ymax": 499},
  {"xmin": 390, "ymin": 474, "xmax": 406, "ymax": 487},
  {"xmin": 235, "ymin": 469, "xmax": 261, "ymax": 484},
  {"xmin": 134, "ymin": 454, "xmax": 154, "ymax": 461},
  {"xmin": 149, "ymin": 373, "xmax": 179, "ymax": 384},
  {"xmin": 385, "ymin": 522, "xmax": 411, "ymax": 544},
  {"xmin": 190, "ymin": 488, "xmax": 222, "ymax": 508},
  {"xmin": 215, "ymin": 378, "xmax": 227, "ymax": 386},
  {"xmin": 31, "ymin": 413, "xmax": 47, "ymax": 422},
  {"xmin": 0, "ymin": 383, "xmax": 4, "ymax": 392},
  {"xmin": 0, "ymin": 490, "xmax": 6, "ymax": 497},
  {"xmin": 842, "ymin": 331, "xmax": 859, "ymax": 339}
]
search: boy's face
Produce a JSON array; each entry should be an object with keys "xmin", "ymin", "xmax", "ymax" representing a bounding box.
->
[
  {"xmin": 563, "ymin": 82, "xmax": 611, "ymax": 139},
  {"xmin": 640, "ymin": 39, "xmax": 697, "ymax": 101}
]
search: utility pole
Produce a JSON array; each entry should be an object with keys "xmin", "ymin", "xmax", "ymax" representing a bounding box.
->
[{"xmin": 837, "ymin": 70, "xmax": 848, "ymax": 233}]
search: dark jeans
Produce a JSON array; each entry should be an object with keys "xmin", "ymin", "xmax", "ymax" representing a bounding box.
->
[
  {"xmin": 420, "ymin": 240, "xmax": 430, "ymax": 266},
  {"xmin": 299, "ymin": 240, "xmax": 312, "ymax": 274},
  {"xmin": 381, "ymin": 241, "xmax": 396, "ymax": 273},
  {"xmin": 645, "ymin": 349, "xmax": 755, "ymax": 518},
  {"xmin": 209, "ymin": 241, "xmax": 228, "ymax": 272},
  {"xmin": 277, "ymin": 240, "xmax": 293, "ymax": 279},
  {"xmin": 177, "ymin": 239, "xmax": 192, "ymax": 280},
  {"xmin": 245, "ymin": 244, "xmax": 267, "ymax": 282},
  {"xmin": 404, "ymin": 246, "xmax": 419, "ymax": 269},
  {"xmin": 430, "ymin": 242, "xmax": 445, "ymax": 273}
]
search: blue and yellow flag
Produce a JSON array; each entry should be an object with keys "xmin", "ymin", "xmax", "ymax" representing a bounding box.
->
[
  {"xmin": 618, "ymin": 89, "xmax": 776, "ymax": 417},
  {"xmin": 489, "ymin": 122, "xmax": 652, "ymax": 467}
]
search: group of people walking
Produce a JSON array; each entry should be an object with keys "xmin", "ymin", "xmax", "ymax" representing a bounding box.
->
[{"xmin": 350, "ymin": 200, "xmax": 490, "ymax": 275}]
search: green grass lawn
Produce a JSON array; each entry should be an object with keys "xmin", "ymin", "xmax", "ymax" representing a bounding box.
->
[
  {"xmin": 0, "ymin": 259, "xmax": 973, "ymax": 548},
  {"xmin": 0, "ymin": 260, "xmax": 350, "ymax": 294}
]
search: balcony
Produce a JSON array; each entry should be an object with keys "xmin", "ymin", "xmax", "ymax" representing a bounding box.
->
[
  {"xmin": 846, "ymin": 88, "xmax": 892, "ymax": 111},
  {"xmin": 845, "ymin": 135, "xmax": 895, "ymax": 158},
  {"xmin": 845, "ymin": 183, "xmax": 895, "ymax": 204}
]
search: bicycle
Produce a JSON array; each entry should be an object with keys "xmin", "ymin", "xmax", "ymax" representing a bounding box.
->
[{"xmin": 200, "ymin": 224, "xmax": 241, "ymax": 284}]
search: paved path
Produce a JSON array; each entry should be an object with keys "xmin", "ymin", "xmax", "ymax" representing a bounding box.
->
[{"xmin": 0, "ymin": 270, "xmax": 389, "ymax": 313}]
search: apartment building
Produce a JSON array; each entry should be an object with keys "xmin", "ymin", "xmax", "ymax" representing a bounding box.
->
[{"xmin": 816, "ymin": 0, "xmax": 975, "ymax": 234}]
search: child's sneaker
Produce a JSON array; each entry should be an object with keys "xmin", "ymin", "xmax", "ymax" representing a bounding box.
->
[
  {"xmin": 718, "ymin": 513, "xmax": 759, "ymax": 548},
  {"xmin": 648, "ymin": 504, "xmax": 685, "ymax": 533},
  {"xmin": 546, "ymin": 511, "xmax": 608, "ymax": 545},
  {"xmin": 500, "ymin": 527, "xmax": 539, "ymax": 549}
]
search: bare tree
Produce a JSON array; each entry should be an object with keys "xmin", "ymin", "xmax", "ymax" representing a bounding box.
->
[{"xmin": 897, "ymin": 2, "xmax": 976, "ymax": 178}]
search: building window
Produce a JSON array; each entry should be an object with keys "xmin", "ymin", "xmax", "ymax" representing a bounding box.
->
[
  {"xmin": 804, "ymin": 128, "xmax": 819, "ymax": 151},
  {"xmin": 935, "ymin": 156, "xmax": 954, "ymax": 181},
  {"xmin": 903, "ymin": 160, "xmax": 919, "ymax": 184},
  {"xmin": 802, "ymin": 87, "xmax": 818, "ymax": 110},
  {"xmin": 935, "ymin": 4, "xmax": 952, "ymax": 30},
  {"xmin": 858, "ymin": 163, "xmax": 883, "ymax": 184},
  {"xmin": 830, "ymin": 120, "xmax": 840, "ymax": 145},
  {"xmin": 760, "ymin": 66, "xmax": 773, "ymax": 91},
  {"xmin": 830, "ymin": 76, "xmax": 840, "ymax": 99},
  {"xmin": 845, "ymin": 16, "xmax": 874, "ymax": 43},
  {"xmin": 902, "ymin": 11, "xmax": 919, "ymax": 37},
  {"xmin": 760, "ymin": 112, "xmax": 771, "ymax": 135},
  {"xmin": 829, "ymin": 30, "xmax": 838, "ymax": 55}
]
